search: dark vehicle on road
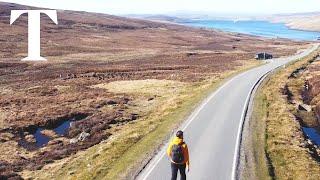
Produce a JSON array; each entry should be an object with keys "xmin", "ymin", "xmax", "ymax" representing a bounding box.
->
[{"xmin": 255, "ymin": 52, "xmax": 273, "ymax": 60}]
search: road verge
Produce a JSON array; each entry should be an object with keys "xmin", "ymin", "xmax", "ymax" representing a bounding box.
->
[{"xmin": 239, "ymin": 47, "xmax": 320, "ymax": 179}]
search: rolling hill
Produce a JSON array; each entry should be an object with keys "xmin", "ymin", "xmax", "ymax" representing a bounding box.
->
[
  {"xmin": 0, "ymin": 1, "xmax": 309, "ymax": 179},
  {"xmin": 270, "ymin": 12, "xmax": 320, "ymax": 32}
]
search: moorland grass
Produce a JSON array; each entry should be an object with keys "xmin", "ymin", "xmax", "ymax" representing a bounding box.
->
[
  {"xmin": 248, "ymin": 50, "xmax": 320, "ymax": 180},
  {"xmin": 21, "ymin": 60, "xmax": 262, "ymax": 179}
]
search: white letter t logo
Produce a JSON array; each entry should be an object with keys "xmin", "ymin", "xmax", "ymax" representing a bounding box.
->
[{"xmin": 10, "ymin": 10, "xmax": 58, "ymax": 61}]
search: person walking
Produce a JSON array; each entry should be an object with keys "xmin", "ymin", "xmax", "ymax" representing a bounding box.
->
[{"xmin": 167, "ymin": 130, "xmax": 190, "ymax": 180}]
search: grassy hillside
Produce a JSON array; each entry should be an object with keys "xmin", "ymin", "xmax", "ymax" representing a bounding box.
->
[
  {"xmin": 244, "ymin": 48, "xmax": 320, "ymax": 180},
  {"xmin": 0, "ymin": 1, "xmax": 310, "ymax": 179},
  {"xmin": 270, "ymin": 13, "xmax": 320, "ymax": 32}
]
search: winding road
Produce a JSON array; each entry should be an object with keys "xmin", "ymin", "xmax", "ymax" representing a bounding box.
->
[{"xmin": 137, "ymin": 44, "xmax": 319, "ymax": 180}]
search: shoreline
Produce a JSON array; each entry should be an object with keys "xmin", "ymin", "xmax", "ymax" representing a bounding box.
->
[
  {"xmin": 180, "ymin": 20, "xmax": 320, "ymax": 41},
  {"xmin": 134, "ymin": 16, "xmax": 320, "ymax": 41}
]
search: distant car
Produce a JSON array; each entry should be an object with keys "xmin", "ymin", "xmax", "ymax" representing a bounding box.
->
[{"xmin": 255, "ymin": 52, "xmax": 273, "ymax": 60}]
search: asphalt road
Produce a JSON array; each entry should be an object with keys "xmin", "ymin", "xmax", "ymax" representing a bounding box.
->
[{"xmin": 137, "ymin": 44, "xmax": 319, "ymax": 180}]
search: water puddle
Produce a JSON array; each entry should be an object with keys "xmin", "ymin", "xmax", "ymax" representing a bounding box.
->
[
  {"xmin": 54, "ymin": 120, "xmax": 72, "ymax": 136},
  {"xmin": 34, "ymin": 128, "xmax": 51, "ymax": 147},
  {"xmin": 34, "ymin": 120, "xmax": 71, "ymax": 147},
  {"xmin": 20, "ymin": 114, "xmax": 87, "ymax": 149},
  {"xmin": 302, "ymin": 127, "xmax": 320, "ymax": 145}
]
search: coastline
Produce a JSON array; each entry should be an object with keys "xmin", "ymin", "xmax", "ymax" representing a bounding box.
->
[
  {"xmin": 269, "ymin": 19, "xmax": 320, "ymax": 33},
  {"xmin": 143, "ymin": 18, "xmax": 320, "ymax": 41},
  {"xmin": 127, "ymin": 12, "xmax": 320, "ymax": 41}
]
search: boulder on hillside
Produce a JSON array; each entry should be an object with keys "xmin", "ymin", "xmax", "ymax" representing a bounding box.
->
[{"xmin": 298, "ymin": 103, "xmax": 312, "ymax": 112}]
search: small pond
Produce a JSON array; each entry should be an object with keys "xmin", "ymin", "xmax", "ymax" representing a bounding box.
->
[
  {"xmin": 302, "ymin": 127, "xmax": 320, "ymax": 145},
  {"xmin": 21, "ymin": 114, "xmax": 87, "ymax": 148},
  {"xmin": 34, "ymin": 120, "xmax": 72, "ymax": 147}
]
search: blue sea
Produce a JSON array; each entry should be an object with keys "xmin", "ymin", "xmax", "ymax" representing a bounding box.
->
[{"xmin": 181, "ymin": 20, "xmax": 320, "ymax": 41}]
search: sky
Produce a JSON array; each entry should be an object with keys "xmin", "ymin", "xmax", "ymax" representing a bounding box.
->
[{"xmin": 3, "ymin": 0, "xmax": 320, "ymax": 15}]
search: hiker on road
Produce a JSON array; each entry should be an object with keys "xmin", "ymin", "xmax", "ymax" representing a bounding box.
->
[{"xmin": 167, "ymin": 130, "xmax": 190, "ymax": 180}]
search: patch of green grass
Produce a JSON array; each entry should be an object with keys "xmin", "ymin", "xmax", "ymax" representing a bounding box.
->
[
  {"xmin": 250, "ymin": 50, "xmax": 320, "ymax": 180},
  {"xmin": 247, "ymin": 83, "xmax": 272, "ymax": 180},
  {"xmin": 21, "ymin": 60, "xmax": 263, "ymax": 180}
]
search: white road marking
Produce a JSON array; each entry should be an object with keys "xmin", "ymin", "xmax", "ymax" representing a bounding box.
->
[
  {"xmin": 231, "ymin": 71, "xmax": 271, "ymax": 180},
  {"xmin": 140, "ymin": 70, "xmax": 248, "ymax": 180},
  {"xmin": 231, "ymin": 44, "xmax": 319, "ymax": 180},
  {"xmin": 139, "ymin": 44, "xmax": 319, "ymax": 180}
]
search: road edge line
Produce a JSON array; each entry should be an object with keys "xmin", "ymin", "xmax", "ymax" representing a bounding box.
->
[
  {"xmin": 231, "ymin": 44, "xmax": 319, "ymax": 180},
  {"xmin": 138, "ymin": 70, "xmax": 248, "ymax": 180},
  {"xmin": 231, "ymin": 70, "xmax": 272, "ymax": 180}
]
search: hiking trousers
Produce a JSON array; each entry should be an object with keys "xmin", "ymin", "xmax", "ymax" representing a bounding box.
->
[{"xmin": 171, "ymin": 162, "xmax": 186, "ymax": 180}]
